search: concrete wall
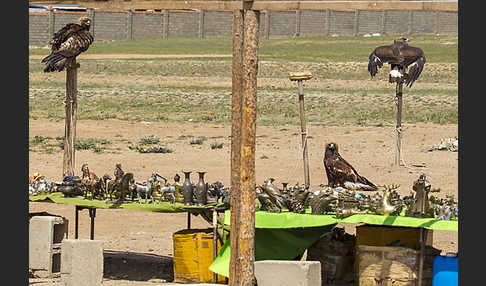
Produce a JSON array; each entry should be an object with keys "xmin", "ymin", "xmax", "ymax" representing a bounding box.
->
[{"xmin": 29, "ymin": 9, "xmax": 458, "ymax": 46}]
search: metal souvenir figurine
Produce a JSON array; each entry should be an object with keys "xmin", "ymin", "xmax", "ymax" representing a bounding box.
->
[
  {"xmin": 263, "ymin": 178, "xmax": 286, "ymax": 212},
  {"xmin": 134, "ymin": 173, "xmax": 167, "ymax": 204},
  {"xmin": 195, "ymin": 171, "xmax": 208, "ymax": 206},
  {"xmin": 29, "ymin": 173, "xmax": 55, "ymax": 196},
  {"xmin": 58, "ymin": 176, "xmax": 83, "ymax": 197},
  {"xmin": 100, "ymin": 174, "xmax": 115, "ymax": 200},
  {"xmin": 182, "ymin": 171, "xmax": 193, "ymax": 205},
  {"xmin": 405, "ymin": 174, "xmax": 433, "ymax": 218},
  {"xmin": 173, "ymin": 173, "xmax": 184, "ymax": 204},
  {"xmin": 309, "ymin": 187, "xmax": 336, "ymax": 215},
  {"xmin": 287, "ymin": 183, "xmax": 311, "ymax": 214},
  {"xmin": 80, "ymin": 163, "xmax": 102, "ymax": 200},
  {"xmin": 256, "ymin": 185, "xmax": 281, "ymax": 213},
  {"xmin": 375, "ymin": 184, "xmax": 403, "ymax": 216}
]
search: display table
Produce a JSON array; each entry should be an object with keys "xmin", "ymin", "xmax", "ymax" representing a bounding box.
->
[
  {"xmin": 209, "ymin": 209, "xmax": 457, "ymax": 278},
  {"xmin": 29, "ymin": 192, "xmax": 227, "ymax": 239}
]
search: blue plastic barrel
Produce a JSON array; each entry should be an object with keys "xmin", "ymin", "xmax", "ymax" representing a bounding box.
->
[{"xmin": 433, "ymin": 253, "xmax": 458, "ymax": 286}]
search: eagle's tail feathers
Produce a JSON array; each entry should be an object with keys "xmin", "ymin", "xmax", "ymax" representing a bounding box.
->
[{"xmin": 42, "ymin": 53, "xmax": 68, "ymax": 73}]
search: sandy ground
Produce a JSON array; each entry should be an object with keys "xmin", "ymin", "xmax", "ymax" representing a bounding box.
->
[{"xmin": 29, "ymin": 118, "xmax": 458, "ymax": 285}]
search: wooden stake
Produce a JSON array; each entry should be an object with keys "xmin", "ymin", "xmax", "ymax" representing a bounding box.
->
[
  {"xmin": 395, "ymin": 81, "xmax": 403, "ymax": 166},
  {"xmin": 290, "ymin": 72, "xmax": 312, "ymax": 189},
  {"xmin": 232, "ymin": 8, "xmax": 260, "ymax": 286},
  {"xmin": 63, "ymin": 58, "xmax": 79, "ymax": 177},
  {"xmin": 298, "ymin": 80, "xmax": 310, "ymax": 189},
  {"xmin": 230, "ymin": 8, "xmax": 244, "ymax": 286}
]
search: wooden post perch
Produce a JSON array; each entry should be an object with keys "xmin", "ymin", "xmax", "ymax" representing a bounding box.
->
[
  {"xmin": 289, "ymin": 71, "xmax": 312, "ymax": 189},
  {"xmin": 230, "ymin": 7, "xmax": 260, "ymax": 286},
  {"xmin": 395, "ymin": 81, "xmax": 403, "ymax": 166},
  {"xmin": 230, "ymin": 8, "xmax": 244, "ymax": 286},
  {"xmin": 63, "ymin": 58, "xmax": 79, "ymax": 177}
]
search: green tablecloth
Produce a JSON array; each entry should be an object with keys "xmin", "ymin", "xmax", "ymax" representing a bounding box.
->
[
  {"xmin": 222, "ymin": 210, "xmax": 458, "ymax": 231},
  {"xmin": 31, "ymin": 193, "xmax": 458, "ymax": 279},
  {"xmin": 29, "ymin": 192, "xmax": 224, "ymax": 213},
  {"xmin": 209, "ymin": 209, "xmax": 458, "ymax": 278}
]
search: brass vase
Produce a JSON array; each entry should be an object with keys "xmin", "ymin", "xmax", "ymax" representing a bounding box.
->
[
  {"xmin": 182, "ymin": 171, "xmax": 193, "ymax": 205},
  {"xmin": 195, "ymin": 171, "xmax": 208, "ymax": 206}
]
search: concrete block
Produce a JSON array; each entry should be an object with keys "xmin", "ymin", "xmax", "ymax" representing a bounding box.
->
[
  {"xmin": 254, "ymin": 260, "xmax": 321, "ymax": 286},
  {"xmin": 29, "ymin": 215, "xmax": 68, "ymax": 278},
  {"xmin": 61, "ymin": 239, "xmax": 104, "ymax": 286}
]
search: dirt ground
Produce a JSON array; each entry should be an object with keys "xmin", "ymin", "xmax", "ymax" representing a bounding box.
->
[{"xmin": 28, "ymin": 117, "xmax": 458, "ymax": 285}]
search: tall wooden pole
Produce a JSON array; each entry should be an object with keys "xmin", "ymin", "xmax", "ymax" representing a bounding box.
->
[
  {"xmin": 63, "ymin": 58, "xmax": 79, "ymax": 177},
  {"xmin": 230, "ymin": 7, "xmax": 260, "ymax": 286},
  {"xmin": 298, "ymin": 81, "xmax": 310, "ymax": 189},
  {"xmin": 239, "ymin": 9, "xmax": 259, "ymax": 285},
  {"xmin": 289, "ymin": 72, "xmax": 312, "ymax": 189},
  {"xmin": 230, "ymin": 8, "xmax": 244, "ymax": 286},
  {"xmin": 395, "ymin": 81, "xmax": 403, "ymax": 166}
]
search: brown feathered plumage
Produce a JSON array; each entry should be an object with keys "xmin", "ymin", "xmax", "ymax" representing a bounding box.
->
[
  {"xmin": 368, "ymin": 37, "xmax": 426, "ymax": 88},
  {"xmin": 323, "ymin": 143, "xmax": 377, "ymax": 191},
  {"xmin": 42, "ymin": 16, "xmax": 94, "ymax": 72}
]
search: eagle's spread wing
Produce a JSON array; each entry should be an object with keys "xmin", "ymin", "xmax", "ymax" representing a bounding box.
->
[
  {"xmin": 399, "ymin": 46, "xmax": 426, "ymax": 87},
  {"xmin": 42, "ymin": 22, "xmax": 93, "ymax": 72},
  {"xmin": 368, "ymin": 45, "xmax": 397, "ymax": 78}
]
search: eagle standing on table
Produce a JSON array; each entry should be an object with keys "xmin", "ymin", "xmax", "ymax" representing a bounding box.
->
[
  {"xmin": 368, "ymin": 37, "xmax": 426, "ymax": 88},
  {"xmin": 42, "ymin": 16, "xmax": 94, "ymax": 72},
  {"xmin": 323, "ymin": 143, "xmax": 377, "ymax": 191}
]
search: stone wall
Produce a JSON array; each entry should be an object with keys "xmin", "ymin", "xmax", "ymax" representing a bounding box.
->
[{"xmin": 29, "ymin": 9, "xmax": 458, "ymax": 46}]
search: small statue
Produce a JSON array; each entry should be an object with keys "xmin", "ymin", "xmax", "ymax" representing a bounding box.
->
[
  {"xmin": 80, "ymin": 163, "xmax": 102, "ymax": 200},
  {"xmin": 430, "ymin": 194, "xmax": 458, "ymax": 220},
  {"xmin": 173, "ymin": 173, "xmax": 184, "ymax": 203},
  {"xmin": 256, "ymin": 185, "xmax": 281, "ymax": 213},
  {"xmin": 287, "ymin": 184, "xmax": 310, "ymax": 214},
  {"xmin": 405, "ymin": 174, "xmax": 433, "ymax": 218},
  {"xmin": 375, "ymin": 184, "xmax": 403, "ymax": 216},
  {"xmin": 58, "ymin": 176, "xmax": 83, "ymax": 197},
  {"xmin": 110, "ymin": 163, "xmax": 125, "ymax": 197},
  {"xmin": 260, "ymin": 178, "xmax": 286, "ymax": 212},
  {"xmin": 308, "ymin": 187, "xmax": 337, "ymax": 215}
]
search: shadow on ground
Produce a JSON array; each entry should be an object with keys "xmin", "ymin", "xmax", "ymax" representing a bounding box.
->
[{"xmin": 104, "ymin": 250, "xmax": 174, "ymax": 282}]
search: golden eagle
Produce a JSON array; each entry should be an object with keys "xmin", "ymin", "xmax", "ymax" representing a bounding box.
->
[
  {"xmin": 323, "ymin": 143, "xmax": 377, "ymax": 191},
  {"xmin": 368, "ymin": 37, "xmax": 426, "ymax": 88},
  {"xmin": 42, "ymin": 16, "xmax": 94, "ymax": 72}
]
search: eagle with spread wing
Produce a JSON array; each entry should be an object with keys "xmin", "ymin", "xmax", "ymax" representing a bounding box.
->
[
  {"xmin": 42, "ymin": 16, "xmax": 94, "ymax": 73},
  {"xmin": 368, "ymin": 37, "xmax": 426, "ymax": 88},
  {"xmin": 323, "ymin": 143, "xmax": 377, "ymax": 191}
]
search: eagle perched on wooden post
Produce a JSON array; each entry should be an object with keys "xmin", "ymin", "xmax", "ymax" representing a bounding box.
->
[
  {"xmin": 323, "ymin": 143, "xmax": 378, "ymax": 191},
  {"xmin": 368, "ymin": 37, "xmax": 426, "ymax": 88},
  {"xmin": 42, "ymin": 16, "xmax": 94, "ymax": 72}
]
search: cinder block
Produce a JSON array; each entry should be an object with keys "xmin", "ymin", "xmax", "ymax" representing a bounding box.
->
[
  {"xmin": 61, "ymin": 239, "xmax": 104, "ymax": 286},
  {"xmin": 254, "ymin": 260, "xmax": 321, "ymax": 286},
  {"xmin": 29, "ymin": 215, "xmax": 68, "ymax": 278}
]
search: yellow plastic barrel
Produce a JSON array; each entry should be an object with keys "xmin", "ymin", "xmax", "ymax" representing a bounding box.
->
[{"xmin": 173, "ymin": 228, "xmax": 226, "ymax": 283}]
